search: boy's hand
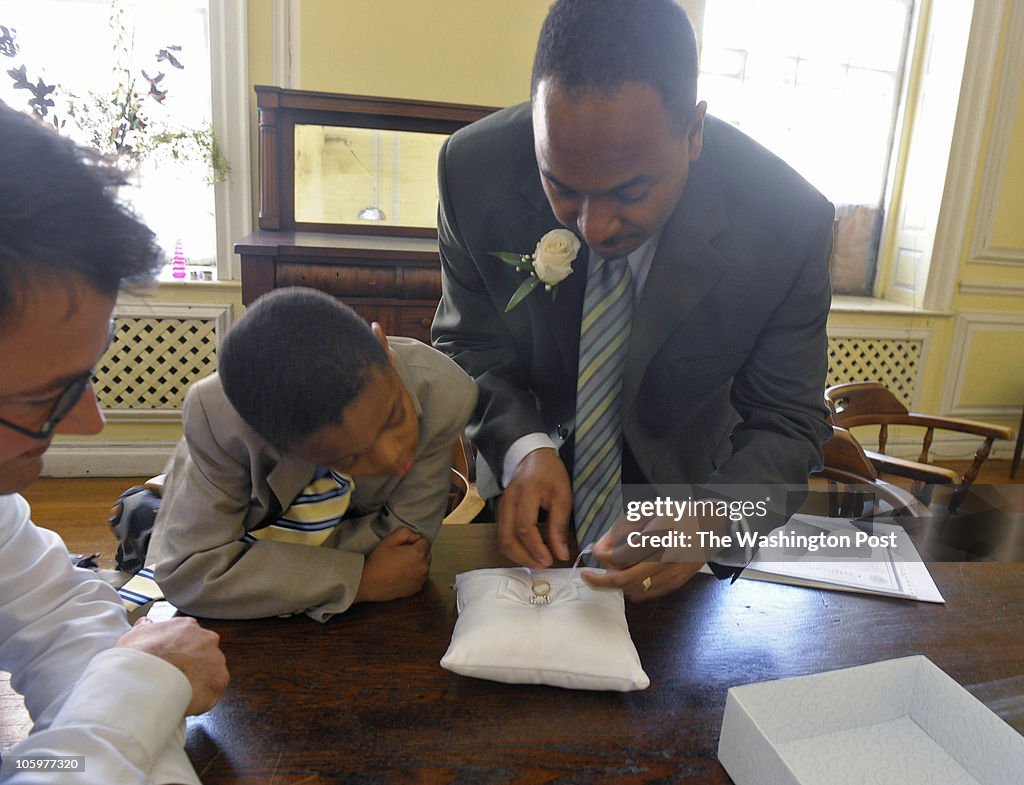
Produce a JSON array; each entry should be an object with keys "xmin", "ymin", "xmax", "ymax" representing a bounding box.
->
[{"xmin": 354, "ymin": 527, "xmax": 431, "ymax": 603}]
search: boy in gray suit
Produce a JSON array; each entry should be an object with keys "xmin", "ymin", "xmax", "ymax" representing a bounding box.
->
[{"xmin": 148, "ymin": 287, "xmax": 476, "ymax": 622}]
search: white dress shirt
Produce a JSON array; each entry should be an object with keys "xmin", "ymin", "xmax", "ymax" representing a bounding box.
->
[{"xmin": 0, "ymin": 494, "xmax": 197, "ymax": 785}]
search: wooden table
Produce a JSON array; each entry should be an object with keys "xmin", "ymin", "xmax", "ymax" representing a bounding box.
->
[{"xmin": 185, "ymin": 524, "xmax": 1024, "ymax": 784}]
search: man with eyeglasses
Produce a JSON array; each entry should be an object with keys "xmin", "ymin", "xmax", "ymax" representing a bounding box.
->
[
  {"xmin": 0, "ymin": 323, "xmax": 112, "ymax": 440},
  {"xmin": 0, "ymin": 102, "xmax": 229, "ymax": 784}
]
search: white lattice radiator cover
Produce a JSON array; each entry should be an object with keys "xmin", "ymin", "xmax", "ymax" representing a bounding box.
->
[
  {"xmin": 91, "ymin": 313, "xmax": 925, "ymax": 415},
  {"xmin": 826, "ymin": 333, "xmax": 927, "ymax": 408},
  {"xmin": 94, "ymin": 304, "xmax": 232, "ymax": 414}
]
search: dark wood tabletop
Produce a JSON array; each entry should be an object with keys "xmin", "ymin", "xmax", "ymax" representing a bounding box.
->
[{"xmin": 185, "ymin": 523, "xmax": 1024, "ymax": 785}]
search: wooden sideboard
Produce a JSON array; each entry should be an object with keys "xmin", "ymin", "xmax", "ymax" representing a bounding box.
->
[{"xmin": 235, "ymin": 230, "xmax": 443, "ymax": 344}]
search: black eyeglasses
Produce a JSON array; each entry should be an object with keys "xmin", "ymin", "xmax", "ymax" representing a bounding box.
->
[
  {"xmin": 0, "ymin": 322, "xmax": 115, "ymax": 440},
  {"xmin": 0, "ymin": 372, "xmax": 96, "ymax": 440}
]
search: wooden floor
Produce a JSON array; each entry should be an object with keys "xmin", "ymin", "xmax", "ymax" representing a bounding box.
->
[{"xmin": 19, "ymin": 476, "xmax": 151, "ymax": 570}]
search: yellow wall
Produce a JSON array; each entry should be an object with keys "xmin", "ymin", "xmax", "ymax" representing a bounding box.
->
[
  {"xmin": 293, "ymin": 0, "xmax": 704, "ymax": 105},
  {"xmin": 959, "ymin": 329, "xmax": 1024, "ymax": 406},
  {"xmin": 992, "ymin": 67, "xmax": 1024, "ymax": 249},
  {"xmin": 944, "ymin": 3, "xmax": 1024, "ymax": 422},
  {"xmin": 298, "ymin": 0, "xmax": 551, "ymax": 106}
]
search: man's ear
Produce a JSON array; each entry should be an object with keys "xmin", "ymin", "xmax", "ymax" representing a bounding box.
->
[
  {"xmin": 371, "ymin": 322, "xmax": 397, "ymax": 366},
  {"xmin": 687, "ymin": 101, "xmax": 707, "ymax": 161}
]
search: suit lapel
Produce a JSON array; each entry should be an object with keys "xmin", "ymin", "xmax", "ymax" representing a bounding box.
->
[
  {"xmin": 623, "ymin": 148, "xmax": 731, "ymax": 412},
  {"xmin": 265, "ymin": 455, "xmax": 319, "ymax": 516},
  {"xmin": 512, "ymin": 171, "xmax": 589, "ymax": 378},
  {"xmin": 506, "ymin": 135, "xmax": 735, "ymax": 401},
  {"xmin": 204, "ymin": 381, "xmax": 314, "ymax": 521}
]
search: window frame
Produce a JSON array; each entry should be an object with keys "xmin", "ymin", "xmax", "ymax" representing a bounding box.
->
[
  {"xmin": 0, "ymin": 0, "xmax": 250, "ymax": 282},
  {"xmin": 693, "ymin": 0, "xmax": 998, "ymax": 312},
  {"xmin": 208, "ymin": 0, "xmax": 251, "ymax": 282},
  {"xmin": 697, "ymin": 0, "xmax": 915, "ymax": 211}
]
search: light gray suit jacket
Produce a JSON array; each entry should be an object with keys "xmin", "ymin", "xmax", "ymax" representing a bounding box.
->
[{"xmin": 149, "ymin": 338, "xmax": 476, "ymax": 622}]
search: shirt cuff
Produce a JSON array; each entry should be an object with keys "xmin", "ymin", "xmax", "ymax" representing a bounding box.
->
[
  {"xmin": 50, "ymin": 647, "xmax": 193, "ymax": 768},
  {"xmin": 706, "ymin": 515, "xmax": 754, "ymax": 582},
  {"xmin": 147, "ymin": 727, "xmax": 201, "ymax": 785},
  {"xmin": 501, "ymin": 433, "xmax": 558, "ymax": 488}
]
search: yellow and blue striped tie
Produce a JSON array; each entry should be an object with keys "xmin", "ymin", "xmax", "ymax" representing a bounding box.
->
[
  {"xmin": 118, "ymin": 469, "xmax": 354, "ymax": 614},
  {"xmin": 574, "ymin": 255, "xmax": 633, "ymax": 552}
]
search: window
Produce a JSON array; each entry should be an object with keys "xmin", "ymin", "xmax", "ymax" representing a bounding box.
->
[
  {"xmin": 697, "ymin": 0, "xmax": 914, "ymax": 295},
  {"xmin": 0, "ymin": 0, "xmax": 245, "ymax": 281}
]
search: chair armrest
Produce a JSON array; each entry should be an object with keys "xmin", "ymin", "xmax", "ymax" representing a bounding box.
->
[
  {"xmin": 861, "ymin": 449, "xmax": 960, "ymax": 485},
  {"xmin": 443, "ymin": 472, "xmax": 485, "ymax": 525},
  {"xmin": 808, "ymin": 472, "xmax": 930, "ymax": 517},
  {"xmin": 902, "ymin": 413, "xmax": 1014, "ymax": 441}
]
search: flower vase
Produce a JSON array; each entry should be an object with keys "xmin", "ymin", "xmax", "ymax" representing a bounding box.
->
[{"xmin": 172, "ymin": 239, "xmax": 187, "ymax": 280}]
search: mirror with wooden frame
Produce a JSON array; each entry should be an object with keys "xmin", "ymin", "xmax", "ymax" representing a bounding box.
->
[{"xmin": 255, "ymin": 86, "xmax": 497, "ymax": 238}]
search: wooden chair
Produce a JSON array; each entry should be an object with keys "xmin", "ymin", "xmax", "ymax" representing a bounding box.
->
[
  {"xmin": 1011, "ymin": 403, "xmax": 1023, "ymax": 480},
  {"xmin": 811, "ymin": 427, "xmax": 931, "ymax": 518},
  {"xmin": 825, "ymin": 382, "xmax": 1014, "ymax": 511},
  {"xmin": 443, "ymin": 434, "xmax": 486, "ymax": 525}
]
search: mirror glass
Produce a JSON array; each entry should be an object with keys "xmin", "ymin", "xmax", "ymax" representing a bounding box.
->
[{"xmin": 294, "ymin": 124, "xmax": 447, "ymax": 228}]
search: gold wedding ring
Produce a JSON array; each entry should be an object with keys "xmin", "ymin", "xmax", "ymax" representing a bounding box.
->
[
  {"xmin": 641, "ymin": 576, "xmax": 653, "ymax": 593},
  {"xmin": 530, "ymin": 578, "xmax": 552, "ymax": 605}
]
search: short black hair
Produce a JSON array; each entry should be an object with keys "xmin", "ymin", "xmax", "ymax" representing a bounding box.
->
[
  {"xmin": 218, "ymin": 287, "xmax": 390, "ymax": 452},
  {"xmin": 531, "ymin": 0, "xmax": 700, "ymax": 131},
  {"xmin": 0, "ymin": 101, "xmax": 162, "ymax": 323}
]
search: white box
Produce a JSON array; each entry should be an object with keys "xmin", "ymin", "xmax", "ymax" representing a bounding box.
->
[{"xmin": 719, "ymin": 656, "xmax": 1024, "ymax": 785}]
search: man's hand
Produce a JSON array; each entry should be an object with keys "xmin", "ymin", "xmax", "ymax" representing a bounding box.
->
[
  {"xmin": 497, "ymin": 448, "xmax": 573, "ymax": 568},
  {"xmin": 582, "ymin": 559, "xmax": 705, "ymax": 601},
  {"xmin": 583, "ymin": 513, "xmax": 722, "ymax": 601},
  {"xmin": 116, "ymin": 616, "xmax": 229, "ymax": 716},
  {"xmin": 354, "ymin": 527, "xmax": 431, "ymax": 603}
]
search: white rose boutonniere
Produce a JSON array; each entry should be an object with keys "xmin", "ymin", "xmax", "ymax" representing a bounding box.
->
[{"xmin": 490, "ymin": 229, "xmax": 581, "ymax": 312}]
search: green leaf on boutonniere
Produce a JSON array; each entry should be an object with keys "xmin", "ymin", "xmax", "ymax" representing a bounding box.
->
[
  {"xmin": 490, "ymin": 251, "xmax": 530, "ymax": 268},
  {"xmin": 504, "ymin": 276, "xmax": 541, "ymax": 312}
]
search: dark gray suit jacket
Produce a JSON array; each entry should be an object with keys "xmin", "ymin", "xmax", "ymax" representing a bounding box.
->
[{"xmin": 433, "ymin": 103, "xmax": 833, "ymax": 509}]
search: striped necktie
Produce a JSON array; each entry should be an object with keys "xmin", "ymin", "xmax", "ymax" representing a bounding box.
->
[
  {"xmin": 573, "ymin": 255, "xmax": 633, "ymax": 552},
  {"xmin": 118, "ymin": 468, "xmax": 354, "ymax": 615}
]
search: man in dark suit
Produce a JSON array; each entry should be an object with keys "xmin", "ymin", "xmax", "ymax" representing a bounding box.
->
[{"xmin": 432, "ymin": 0, "xmax": 834, "ymax": 600}]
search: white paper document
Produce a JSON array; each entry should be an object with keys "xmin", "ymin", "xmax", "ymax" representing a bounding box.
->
[{"xmin": 704, "ymin": 514, "xmax": 944, "ymax": 603}]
